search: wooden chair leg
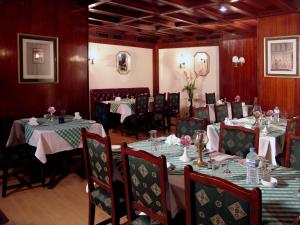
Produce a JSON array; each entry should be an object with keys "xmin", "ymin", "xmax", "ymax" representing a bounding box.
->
[
  {"xmin": 1, "ymin": 167, "xmax": 8, "ymax": 198},
  {"xmin": 89, "ymin": 201, "xmax": 95, "ymax": 225}
]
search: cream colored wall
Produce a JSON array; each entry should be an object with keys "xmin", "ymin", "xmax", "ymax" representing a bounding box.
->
[
  {"xmin": 89, "ymin": 43, "xmax": 153, "ymax": 95},
  {"xmin": 159, "ymin": 46, "xmax": 219, "ymax": 113}
]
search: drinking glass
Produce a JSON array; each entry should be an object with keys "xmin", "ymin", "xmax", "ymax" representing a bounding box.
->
[{"xmin": 223, "ymin": 160, "xmax": 232, "ymax": 177}]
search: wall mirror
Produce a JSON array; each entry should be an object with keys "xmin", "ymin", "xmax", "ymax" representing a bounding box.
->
[
  {"xmin": 116, "ymin": 51, "xmax": 131, "ymax": 74},
  {"xmin": 194, "ymin": 52, "xmax": 209, "ymax": 76}
]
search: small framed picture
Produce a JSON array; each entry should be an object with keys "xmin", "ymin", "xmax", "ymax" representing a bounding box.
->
[
  {"xmin": 264, "ymin": 35, "xmax": 299, "ymax": 78},
  {"xmin": 18, "ymin": 33, "xmax": 58, "ymax": 83},
  {"xmin": 116, "ymin": 51, "xmax": 131, "ymax": 74}
]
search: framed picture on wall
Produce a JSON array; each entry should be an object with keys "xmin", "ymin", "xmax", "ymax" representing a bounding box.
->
[
  {"xmin": 264, "ymin": 35, "xmax": 299, "ymax": 78},
  {"xmin": 116, "ymin": 51, "xmax": 131, "ymax": 74},
  {"xmin": 18, "ymin": 33, "xmax": 58, "ymax": 83}
]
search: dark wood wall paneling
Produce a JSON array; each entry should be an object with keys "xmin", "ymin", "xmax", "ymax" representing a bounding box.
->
[
  {"xmin": 220, "ymin": 38, "xmax": 257, "ymax": 104},
  {"xmin": 0, "ymin": 0, "xmax": 88, "ymax": 143},
  {"xmin": 257, "ymin": 13, "xmax": 300, "ymax": 116}
]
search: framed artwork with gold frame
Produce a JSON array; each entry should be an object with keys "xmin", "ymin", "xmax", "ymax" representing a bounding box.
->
[{"xmin": 116, "ymin": 51, "xmax": 131, "ymax": 74}]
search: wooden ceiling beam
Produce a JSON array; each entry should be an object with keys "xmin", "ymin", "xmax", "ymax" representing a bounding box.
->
[
  {"xmin": 264, "ymin": 0, "xmax": 297, "ymax": 12},
  {"xmin": 88, "ymin": 0, "xmax": 111, "ymax": 9},
  {"xmin": 109, "ymin": 0, "xmax": 162, "ymax": 14},
  {"xmin": 226, "ymin": 2, "xmax": 257, "ymax": 17},
  {"xmin": 88, "ymin": 12, "xmax": 120, "ymax": 23}
]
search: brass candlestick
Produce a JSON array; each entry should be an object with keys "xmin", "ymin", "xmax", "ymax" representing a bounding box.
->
[{"xmin": 193, "ymin": 130, "xmax": 208, "ymax": 168}]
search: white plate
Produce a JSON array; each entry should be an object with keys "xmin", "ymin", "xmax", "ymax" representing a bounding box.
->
[
  {"xmin": 111, "ymin": 145, "xmax": 121, "ymax": 152},
  {"xmin": 88, "ymin": 120, "xmax": 96, "ymax": 124}
]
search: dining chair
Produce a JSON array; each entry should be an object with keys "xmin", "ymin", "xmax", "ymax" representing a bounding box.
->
[
  {"xmin": 276, "ymin": 117, "xmax": 300, "ymax": 165},
  {"xmin": 184, "ymin": 165, "xmax": 262, "ymax": 225},
  {"xmin": 205, "ymin": 92, "xmax": 216, "ymax": 104},
  {"xmin": 152, "ymin": 93, "xmax": 166, "ymax": 132},
  {"xmin": 219, "ymin": 123, "xmax": 260, "ymax": 158},
  {"xmin": 166, "ymin": 92, "xmax": 180, "ymax": 132},
  {"xmin": 282, "ymin": 134, "xmax": 300, "ymax": 170},
  {"xmin": 231, "ymin": 101, "xmax": 244, "ymax": 119},
  {"xmin": 176, "ymin": 117, "xmax": 207, "ymax": 138},
  {"xmin": 95, "ymin": 102, "xmax": 120, "ymax": 135},
  {"xmin": 214, "ymin": 104, "xmax": 229, "ymax": 122},
  {"xmin": 81, "ymin": 128, "xmax": 126, "ymax": 225},
  {"xmin": 1, "ymin": 143, "xmax": 35, "ymax": 197},
  {"xmin": 121, "ymin": 143, "xmax": 171, "ymax": 225},
  {"xmin": 192, "ymin": 106, "xmax": 210, "ymax": 124},
  {"xmin": 123, "ymin": 95, "xmax": 149, "ymax": 139}
]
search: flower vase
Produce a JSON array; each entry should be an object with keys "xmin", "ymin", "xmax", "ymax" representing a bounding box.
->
[
  {"xmin": 180, "ymin": 146, "xmax": 191, "ymax": 162},
  {"xmin": 49, "ymin": 113, "xmax": 54, "ymax": 121},
  {"xmin": 188, "ymin": 98, "xmax": 193, "ymax": 117}
]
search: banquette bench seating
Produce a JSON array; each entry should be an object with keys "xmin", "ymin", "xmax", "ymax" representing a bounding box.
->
[{"xmin": 90, "ymin": 87, "xmax": 150, "ymax": 120}]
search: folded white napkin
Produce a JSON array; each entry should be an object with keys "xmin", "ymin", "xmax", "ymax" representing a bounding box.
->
[
  {"xmin": 165, "ymin": 134, "xmax": 180, "ymax": 145},
  {"xmin": 28, "ymin": 117, "xmax": 39, "ymax": 126},
  {"xmin": 74, "ymin": 116, "xmax": 82, "ymax": 120},
  {"xmin": 216, "ymin": 100, "xmax": 223, "ymax": 105},
  {"xmin": 211, "ymin": 152, "xmax": 239, "ymax": 162},
  {"xmin": 115, "ymin": 97, "xmax": 121, "ymax": 101}
]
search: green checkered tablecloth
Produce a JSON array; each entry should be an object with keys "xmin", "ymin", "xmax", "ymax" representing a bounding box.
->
[
  {"xmin": 213, "ymin": 117, "xmax": 287, "ymax": 152},
  {"xmin": 128, "ymin": 140, "xmax": 300, "ymax": 225},
  {"xmin": 24, "ymin": 118, "xmax": 91, "ymax": 148},
  {"xmin": 109, "ymin": 100, "xmax": 135, "ymax": 113}
]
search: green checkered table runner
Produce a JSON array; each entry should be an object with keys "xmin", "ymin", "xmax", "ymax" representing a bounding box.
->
[
  {"xmin": 24, "ymin": 118, "xmax": 91, "ymax": 148},
  {"xmin": 128, "ymin": 140, "xmax": 300, "ymax": 225},
  {"xmin": 109, "ymin": 100, "xmax": 135, "ymax": 113}
]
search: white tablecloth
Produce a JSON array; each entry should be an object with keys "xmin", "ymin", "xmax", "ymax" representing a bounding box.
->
[
  {"xmin": 207, "ymin": 102, "xmax": 249, "ymax": 123},
  {"xmin": 6, "ymin": 119, "xmax": 106, "ymax": 164},
  {"xmin": 206, "ymin": 119, "xmax": 285, "ymax": 165}
]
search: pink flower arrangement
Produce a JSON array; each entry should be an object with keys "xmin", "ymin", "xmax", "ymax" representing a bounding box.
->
[
  {"xmin": 266, "ymin": 110, "xmax": 274, "ymax": 116},
  {"xmin": 47, "ymin": 106, "xmax": 56, "ymax": 114},
  {"xmin": 180, "ymin": 135, "xmax": 191, "ymax": 146}
]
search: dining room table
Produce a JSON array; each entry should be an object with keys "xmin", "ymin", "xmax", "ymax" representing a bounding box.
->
[
  {"xmin": 112, "ymin": 138, "xmax": 300, "ymax": 225},
  {"xmin": 6, "ymin": 116, "xmax": 106, "ymax": 164},
  {"xmin": 103, "ymin": 97, "xmax": 154, "ymax": 123},
  {"xmin": 206, "ymin": 116, "xmax": 286, "ymax": 165}
]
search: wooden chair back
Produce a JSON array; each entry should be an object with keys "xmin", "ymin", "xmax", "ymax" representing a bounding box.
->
[
  {"xmin": 154, "ymin": 93, "xmax": 166, "ymax": 113},
  {"xmin": 184, "ymin": 165, "xmax": 261, "ymax": 225},
  {"xmin": 135, "ymin": 95, "xmax": 149, "ymax": 115},
  {"xmin": 219, "ymin": 123, "xmax": 259, "ymax": 158},
  {"xmin": 192, "ymin": 106, "xmax": 210, "ymax": 123},
  {"xmin": 214, "ymin": 104, "xmax": 228, "ymax": 123},
  {"xmin": 231, "ymin": 101, "xmax": 243, "ymax": 119},
  {"xmin": 166, "ymin": 92, "xmax": 180, "ymax": 115},
  {"xmin": 176, "ymin": 117, "xmax": 207, "ymax": 137},
  {"xmin": 121, "ymin": 143, "xmax": 170, "ymax": 225},
  {"xmin": 283, "ymin": 134, "xmax": 300, "ymax": 169},
  {"xmin": 205, "ymin": 92, "xmax": 216, "ymax": 104}
]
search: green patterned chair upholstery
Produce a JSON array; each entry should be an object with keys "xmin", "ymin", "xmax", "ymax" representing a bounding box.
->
[
  {"xmin": 184, "ymin": 165, "xmax": 261, "ymax": 225},
  {"xmin": 152, "ymin": 93, "xmax": 166, "ymax": 132},
  {"xmin": 219, "ymin": 123, "xmax": 259, "ymax": 158},
  {"xmin": 231, "ymin": 102, "xmax": 243, "ymax": 119},
  {"xmin": 276, "ymin": 117, "xmax": 299, "ymax": 165},
  {"xmin": 215, "ymin": 104, "xmax": 229, "ymax": 123},
  {"xmin": 166, "ymin": 92, "xmax": 180, "ymax": 132},
  {"xmin": 121, "ymin": 144, "xmax": 171, "ymax": 225},
  {"xmin": 247, "ymin": 105, "xmax": 253, "ymax": 116},
  {"xmin": 205, "ymin": 93, "xmax": 216, "ymax": 104},
  {"xmin": 193, "ymin": 106, "xmax": 210, "ymax": 124},
  {"xmin": 81, "ymin": 129, "xmax": 126, "ymax": 225},
  {"xmin": 283, "ymin": 134, "xmax": 300, "ymax": 170},
  {"xmin": 176, "ymin": 117, "xmax": 207, "ymax": 138}
]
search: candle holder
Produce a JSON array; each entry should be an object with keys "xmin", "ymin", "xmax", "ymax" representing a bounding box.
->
[{"xmin": 193, "ymin": 130, "xmax": 208, "ymax": 167}]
